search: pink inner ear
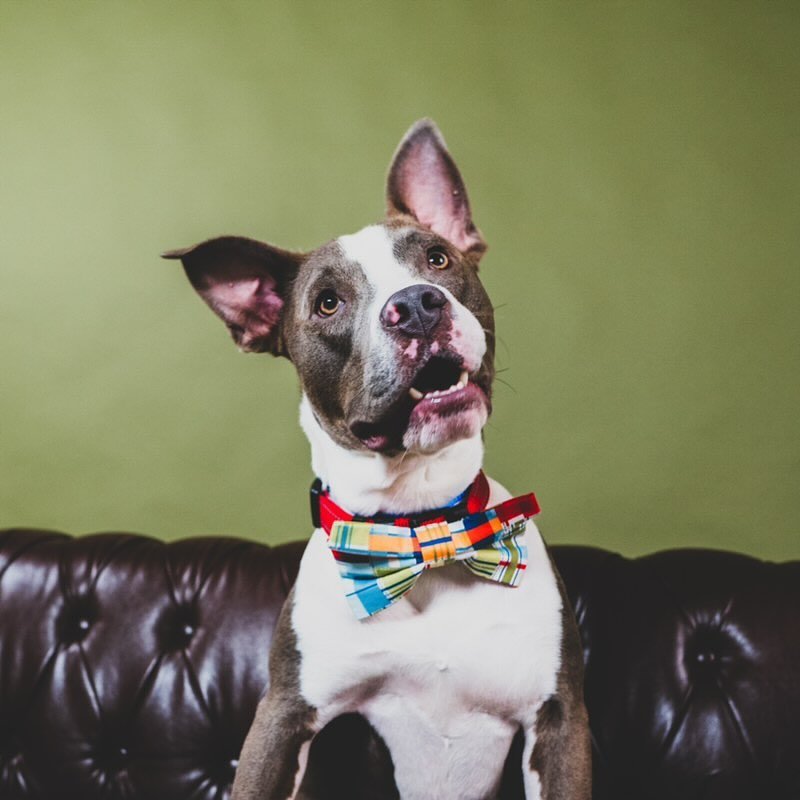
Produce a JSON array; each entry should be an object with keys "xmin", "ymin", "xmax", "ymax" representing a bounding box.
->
[
  {"xmin": 395, "ymin": 140, "xmax": 483, "ymax": 253},
  {"xmin": 407, "ymin": 186, "xmax": 475, "ymax": 252},
  {"xmin": 403, "ymin": 177, "xmax": 450, "ymax": 238},
  {"xmin": 202, "ymin": 273, "xmax": 283, "ymax": 349},
  {"xmin": 405, "ymin": 187, "xmax": 482, "ymax": 253}
]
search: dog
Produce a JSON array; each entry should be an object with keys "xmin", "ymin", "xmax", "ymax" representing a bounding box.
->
[{"xmin": 164, "ymin": 120, "xmax": 590, "ymax": 800}]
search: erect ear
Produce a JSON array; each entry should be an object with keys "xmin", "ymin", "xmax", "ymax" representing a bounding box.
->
[
  {"xmin": 386, "ymin": 119, "xmax": 486, "ymax": 257},
  {"xmin": 162, "ymin": 236, "xmax": 302, "ymax": 355}
]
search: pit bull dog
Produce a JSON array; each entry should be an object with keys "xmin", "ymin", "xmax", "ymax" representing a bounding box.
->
[{"xmin": 164, "ymin": 119, "xmax": 590, "ymax": 800}]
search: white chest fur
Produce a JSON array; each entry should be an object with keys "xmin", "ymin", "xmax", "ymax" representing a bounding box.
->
[{"xmin": 290, "ymin": 478, "xmax": 564, "ymax": 800}]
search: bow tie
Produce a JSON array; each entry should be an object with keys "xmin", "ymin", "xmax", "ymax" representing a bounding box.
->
[{"xmin": 310, "ymin": 472, "xmax": 540, "ymax": 619}]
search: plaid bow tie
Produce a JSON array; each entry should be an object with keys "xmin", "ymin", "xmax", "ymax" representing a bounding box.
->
[{"xmin": 312, "ymin": 473, "xmax": 540, "ymax": 619}]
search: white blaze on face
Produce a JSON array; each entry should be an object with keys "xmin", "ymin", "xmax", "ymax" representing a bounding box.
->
[
  {"xmin": 338, "ymin": 225, "xmax": 418, "ymax": 366},
  {"xmin": 337, "ymin": 225, "xmax": 487, "ymax": 371}
]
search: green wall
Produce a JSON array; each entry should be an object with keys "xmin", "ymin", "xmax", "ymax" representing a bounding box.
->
[{"xmin": 2, "ymin": 2, "xmax": 797, "ymax": 559}]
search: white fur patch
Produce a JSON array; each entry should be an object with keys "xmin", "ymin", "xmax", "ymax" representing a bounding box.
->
[
  {"xmin": 338, "ymin": 225, "xmax": 418, "ymax": 310},
  {"xmin": 299, "ymin": 394, "xmax": 484, "ymax": 515},
  {"xmin": 339, "ymin": 225, "xmax": 416, "ymax": 370},
  {"xmin": 523, "ymin": 730, "xmax": 543, "ymax": 799},
  {"xmin": 291, "ymin": 740, "xmax": 312, "ymax": 798}
]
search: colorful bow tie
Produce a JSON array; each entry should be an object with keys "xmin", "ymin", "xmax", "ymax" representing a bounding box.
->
[{"xmin": 312, "ymin": 473, "xmax": 540, "ymax": 619}]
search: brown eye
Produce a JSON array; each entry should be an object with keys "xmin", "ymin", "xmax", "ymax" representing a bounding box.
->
[
  {"xmin": 427, "ymin": 247, "xmax": 450, "ymax": 270},
  {"xmin": 315, "ymin": 289, "xmax": 341, "ymax": 317}
]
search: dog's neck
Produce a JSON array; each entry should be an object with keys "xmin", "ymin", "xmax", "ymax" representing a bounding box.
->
[{"xmin": 299, "ymin": 395, "xmax": 484, "ymax": 517}]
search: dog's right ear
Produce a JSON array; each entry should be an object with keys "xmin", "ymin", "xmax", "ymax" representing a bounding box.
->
[{"xmin": 162, "ymin": 236, "xmax": 302, "ymax": 355}]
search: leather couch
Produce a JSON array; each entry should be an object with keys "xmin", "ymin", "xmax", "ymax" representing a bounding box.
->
[{"xmin": 0, "ymin": 528, "xmax": 797, "ymax": 799}]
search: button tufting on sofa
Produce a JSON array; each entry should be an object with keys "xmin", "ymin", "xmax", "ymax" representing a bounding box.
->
[
  {"xmin": 56, "ymin": 596, "xmax": 97, "ymax": 644},
  {"xmin": 157, "ymin": 603, "xmax": 200, "ymax": 652},
  {"xmin": 95, "ymin": 741, "xmax": 130, "ymax": 773},
  {"xmin": 0, "ymin": 529, "xmax": 797, "ymax": 799},
  {"xmin": 685, "ymin": 624, "xmax": 733, "ymax": 676}
]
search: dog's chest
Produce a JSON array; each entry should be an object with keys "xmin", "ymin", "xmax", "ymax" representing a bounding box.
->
[
  {"xmin": 291, "ymin": 523, "xmax": 564, "ymax": 723},
  {"xmin": 290, "ymin": 523, "xmax": 563, "ymax": 799}
]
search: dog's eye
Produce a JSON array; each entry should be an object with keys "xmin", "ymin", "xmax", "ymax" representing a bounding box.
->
[
  {"xmin": 427, "ymin": 247, "xmax": 450, "ymax": 270},
  {"xmin": 315, "ymin": 289, "xmax": 342, "ymax": 317}
]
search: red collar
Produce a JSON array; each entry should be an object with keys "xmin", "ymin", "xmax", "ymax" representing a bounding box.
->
[{"xmin": 310, "ymin": 471, "xmax": 492, "ymax": 534}]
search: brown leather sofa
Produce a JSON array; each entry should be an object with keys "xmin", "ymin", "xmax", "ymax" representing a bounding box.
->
[{"xmin": 1, "ymin": 528, "xmax": 797, "ymax": 799}]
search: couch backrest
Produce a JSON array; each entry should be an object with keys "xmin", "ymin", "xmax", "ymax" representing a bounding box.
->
[{"xmin": 0, "ymin": 529, "xmax": 798, "ymax": 799}]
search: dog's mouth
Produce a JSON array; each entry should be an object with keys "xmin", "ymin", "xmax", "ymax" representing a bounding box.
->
[
  {"xmin": 408, "ymin": 356, "xmax": 467, "ymax": 400},
  {"xmin": 349, "ymin": 354, "xmax": 488, "ymax": 453}
]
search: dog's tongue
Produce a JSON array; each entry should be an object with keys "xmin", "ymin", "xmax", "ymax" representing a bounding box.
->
[
  {"xmin": 362, "ymin": 433, "xmax": 392, "ymax": 452},
  {"xmin": 350, "ymin": 419, "xmax": 398, "ymax": 452},
  {"xmin": 350, "ymin": 395, "xmax": 418, "ymax": 453}
]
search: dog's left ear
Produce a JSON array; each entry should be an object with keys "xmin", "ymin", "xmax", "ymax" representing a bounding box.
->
[
  {"xmin": 386, "ymin": 119, "xmax": 486, "ymax": 257},
  {"xmin": 162, "ymin": 236, "xmax": 302, "ymax": 355}
]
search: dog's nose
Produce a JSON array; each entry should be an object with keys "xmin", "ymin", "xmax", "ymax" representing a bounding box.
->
[{"xmin": 380, "ymin": 285, "xmax": 448, "ymax": 339}]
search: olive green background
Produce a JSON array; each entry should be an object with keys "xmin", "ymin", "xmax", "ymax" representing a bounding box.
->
[{"xmin": 2, "ymin": 2, "xmax": 798, "ymax": 558}]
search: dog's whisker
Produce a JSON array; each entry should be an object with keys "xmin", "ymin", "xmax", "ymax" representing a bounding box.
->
[{"xmin": 494, "ymin": 377, "xmax": 518, "ymax": 394}]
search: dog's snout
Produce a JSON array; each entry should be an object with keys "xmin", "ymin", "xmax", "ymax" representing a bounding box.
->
[{"xmin": 380, "ymin": 285, "xmax": 448, "ymax": 339}]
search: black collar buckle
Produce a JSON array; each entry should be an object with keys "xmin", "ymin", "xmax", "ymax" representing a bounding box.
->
[{"xmin": 309, "ymin": 478, "xmax": 323, "ymax": 529}]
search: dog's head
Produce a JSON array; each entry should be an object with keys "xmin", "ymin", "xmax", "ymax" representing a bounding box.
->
[{"xmin": 165, "ymin": 120, "xmax": 494, "ymax": 457}]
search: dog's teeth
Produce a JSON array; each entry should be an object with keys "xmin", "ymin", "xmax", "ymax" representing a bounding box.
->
[{"xmin": 410, "ymin": 376, "xmax": 468, "ymax": 402}]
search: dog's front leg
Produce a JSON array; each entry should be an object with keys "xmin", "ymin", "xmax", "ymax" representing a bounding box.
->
[
  {"xmin": 514, "ymin": 556, "xmax": 592, "ymax": 799},
  {"xmin": 521, "ymin": 694, "xmax": 591, "ymax": 800},
  {"xmin": 232, "ymin": 689, "xmax": 317, "ymax": 800},
  {"xmin": 522, "ymin": 589, "xmax": 591, "ymax": 800},
  {"xmin": 232, "ymin": 590, "xmax": 319, "ymax": 800}
]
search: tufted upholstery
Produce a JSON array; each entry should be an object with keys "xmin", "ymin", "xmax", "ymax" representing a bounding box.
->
[{"xmin": 0, "ymin": 529, "xmax": 798, "ymax": 799}]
